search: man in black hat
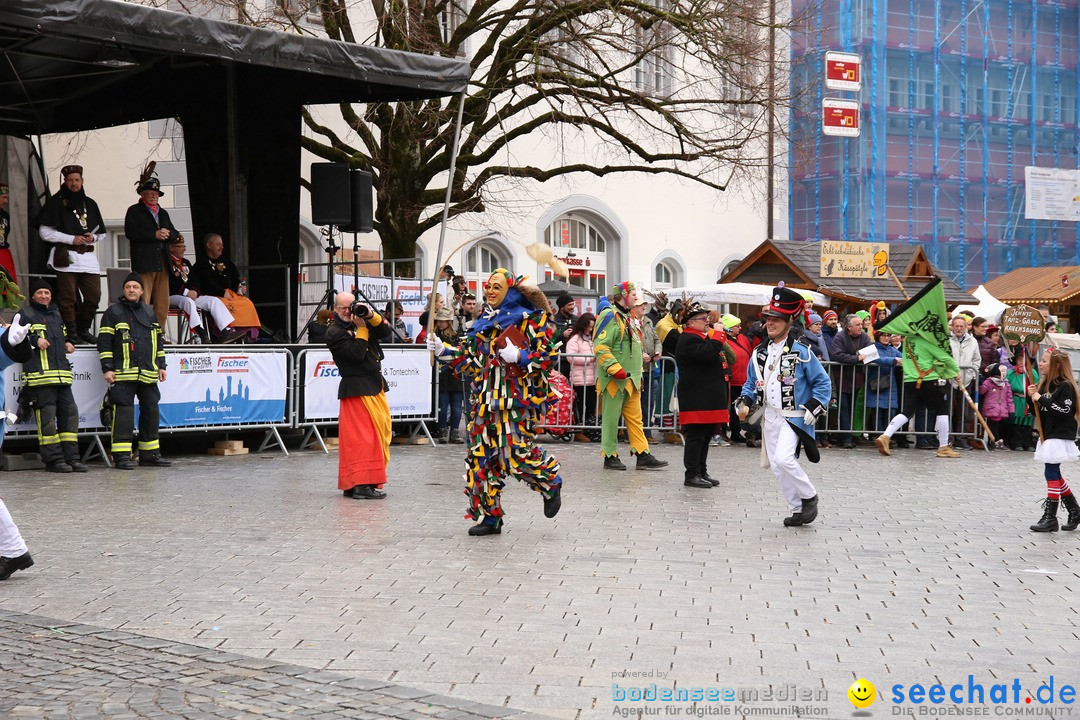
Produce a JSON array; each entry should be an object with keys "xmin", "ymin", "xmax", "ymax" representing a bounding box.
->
[
  {"xmin": 551, "ymin": 292, "xmax": 578, "ymax": 377},
  {"xmin": 124, "ymin": 173, "xmax": 179, "ymax": 332},
  {"xmin": 16, "ymin": 278, "xmax": 86, "ymax": 473},
  {"xmin": 98, "ymin": 272, "xmax": 169, "ymax": 470},
  {"xmin": 35, "ymin": 165, "xmax": 105, "ymax": 345},
  {"xmin": 674, "ymin": 302, "xmax": 729, "ymax": 488},
  {"xmin": 736, "ymin": 284, "xmax": 831, "ymax": 526}
]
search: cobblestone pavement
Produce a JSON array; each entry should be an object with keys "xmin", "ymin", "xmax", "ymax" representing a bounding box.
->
[{"xmin": 2, "ymin": 436, "xmax": 1079, "ymax": 720}]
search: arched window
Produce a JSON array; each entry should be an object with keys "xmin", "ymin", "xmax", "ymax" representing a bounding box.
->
[
  {"xmin": 542, "ymin": 216, "xmax": 608, "ymax": 290},
  {"xmin": 464, "ymin": 237, "xmax": 513, "ymax": 292},
  {"xmin": 654, "ymin": 261, "xmax": 674, "ymax": 289},
  {"xmin": 466, "ymin": 244, "xmax": 503, "ymax": 275}
]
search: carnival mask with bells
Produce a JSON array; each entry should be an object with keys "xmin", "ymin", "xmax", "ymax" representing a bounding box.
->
[{"xmin": 484, "ymin": 270, "xmax": 511, "ymax": 308}]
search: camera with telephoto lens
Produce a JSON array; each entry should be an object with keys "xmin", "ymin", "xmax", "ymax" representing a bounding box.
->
[{"xmin": 349, "ymin": 301, "xmax": 372, "ymax": 320}]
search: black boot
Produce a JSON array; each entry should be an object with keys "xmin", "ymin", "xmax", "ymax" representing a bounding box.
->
[
  {"xmin": 1062, "ymin": 494, "xmax": 1080, "ymax": 531},
  {"xmin": 543, "ymin": 488, "xmax": 562, "ymax": 518},
  {"xmin": 1031, "ymin": 499, "xmax": 1060, "ymax": 532},
  {"xmin": 64, "ymin": 324, "xmax": 79, "ymax": 344},
  {"xmin": 603, "ymin": 454, "xmax": 627, "ymax": 471},
  {"xmin": 784, "ymin": 495, "xmax": 819, "ymax": 526},
  {"xmin": 0, "ymin": 552, "xmax": 34, "ymax": 581},
  {"xmin": 194, "ymin": 326, "xmax": 211, "ymax": 344},
  {"xmin": 635, "ymin": 452, "xmax": 669, "ymax": 470},
  {"xmin": 75, "ymin": 325, "xmax": 97, "ymax": 345},
  {"xmin": 140, "ymin": 452, "xmax": 172, "ymax": 467},
  {"xmin": 113, "ymin": 453, "xmax": 135, "ymax": 470},
  {"xmin": 468, "ymin": 520, "xmax": 502, "ymax": 536}
]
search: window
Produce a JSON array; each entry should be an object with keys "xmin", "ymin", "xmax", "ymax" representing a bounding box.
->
[
  {"xmin": 544, "ymin": 217, "xmax": 606, "ymax": 253},
  {"xmin": 589, "ymin": 273, "xmax": 607, "ymax": 293},
  {"xmin": 466, "ymin": 245, "xmax": 503, "ymax": 274},
  {"xmin": 113, "ymin": 232, "xmax": 131, "ymax": 269},
  {"xmin": 276, "ymin": 0, "xmax": 320, "ymax": 19},
  {"xmin": 634, "ymin": 0, "xmax": 674, "ymax": 97},
  {"xmin": 439, "ymin": 0, "xmax": 470, "ymax": 57},
  {"xmin": 654, "ymin": 262, "xmax": 673, "ymax": 287}
]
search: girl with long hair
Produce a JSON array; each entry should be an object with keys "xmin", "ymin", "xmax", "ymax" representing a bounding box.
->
[
  {"xmin": 1027, "ymin": 348, "xmax": 1080, "ymax": 531},
  {"xmin": 565, "ymin": 313, "xmax": 598, "ymax": 442}
]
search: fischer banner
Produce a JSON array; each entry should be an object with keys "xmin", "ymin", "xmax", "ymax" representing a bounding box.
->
[
  {"xmin": 301, "ymin": 347, "xmax": 434, "ymax": 422},
  {"xmin": 159, "ymin": 350, "xmax": 289, "ymax": 427}
]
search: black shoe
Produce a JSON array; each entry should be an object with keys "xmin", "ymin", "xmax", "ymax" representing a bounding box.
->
[
  {"xmin": 76, "ymin": 329, "xmax": 97, "ymax": 345},
  {"xmin": 841, "ymin": 441, "xmax": 855, "ymax": 449},
  {"xmin": 684, "ymin": 476, "xmax": 712, "ymax": 488},
  {"xmin": 701, "ymin": 472, "xmax": 720, "ymax": 487},
  {"xmin": 0, "ymin": 552, "xmax": 34, "ymax": 581},
  {"xmin": 194, "ymin": 327, "xmax": 211, "ymax": 344},
  {"xmin": 140, "ymin": 455, "xmax": 172, "ymax": 467},
  {"xmin": 218, "ymin": 329, "xmax": 247, "ymax": 344},
  {"xmin": 745, "ymin": 438, "xmax": 759, "ymax": 448},
  {"xmin": 543, "ymin": 488, "xmax": 562, "ymax": 518},
  {"xmin": 635, "ymin": 452, "xmax": 668, "ymax": 470},
  {"xmin": 604, "ymin": 455, "xmax": 627, "ymax": 471},
  {"xmin": 1062, "ymin": 494, "xmax": 1080, "ymax": 531},
  {"xmin": 46, "ymin": 460, "xmax": 73, "ymax": 473},
  {"xmin": 468, "ymin": 521, "xmax": 502, "ymax": 536},
  {"xmin": 799, "ymin": 495, "xmax": 819, "ymax": 524},
  {"xmin": 66, "ymin": 459, "xmax": 89, "ymax": 473},
  {"xmin": 1031, "ymin": 499, "xmax": 1060, "ymax": 532},
  {"xmin": 63, "ymin": 325, "xmax": 79, "ymax": 344},
  {"xmin": 895, "ymin": 437, "xmax": 911, "ymax": 449},
  {"xmin": 954, "ymin": 439, "xmax": 971, "ymax": 450},
  {"xmin": 351, "ymin": 485, "xmax": 386, "ymax": 499},
  {"xmin": 113, "ymin": 454, "xmax": 135, "ymax": 470}
]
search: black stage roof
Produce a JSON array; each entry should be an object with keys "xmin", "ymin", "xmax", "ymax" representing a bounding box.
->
[
  {"xmin": 0, "ymin": 0, "xmax": 470, "ymax": 134},
  {"xmin": 1, "ymin": 0, "xmax": 470, "ymax": 340}
]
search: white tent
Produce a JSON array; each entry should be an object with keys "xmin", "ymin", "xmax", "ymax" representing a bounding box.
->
[
  {"xmin": 663, "ymin": 282, "xmax": 831, "ymax": 308},
  {"xmin": 950, "ymin": 285, "xmax": 1010, "ymax": 323}
]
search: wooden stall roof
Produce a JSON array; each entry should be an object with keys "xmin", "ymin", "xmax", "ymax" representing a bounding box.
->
[
  {"xmin": 982, "ymin": 267, "xmax": 1080, "ymax": 304},
  {"xmin": 719, "ymin": 240, "xmax": 972, "ymax": 305}
]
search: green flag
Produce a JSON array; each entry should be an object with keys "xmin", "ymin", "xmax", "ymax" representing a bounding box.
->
[{"xmin": 877, "ymin": 278, "xmax": 959, "ymax": 384}]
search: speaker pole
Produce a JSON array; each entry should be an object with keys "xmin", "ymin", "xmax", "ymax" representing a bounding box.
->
[{"xmin": 426, "ymin": 92, "xmax": 467, "ymax": 362}]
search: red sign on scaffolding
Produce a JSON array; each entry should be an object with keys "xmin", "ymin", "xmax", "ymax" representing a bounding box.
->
[
  {"xmin": 825, "ymin": 51, "xmax": 861, "ymax": 91},
  {"xmin": 822, "ymin": 98, "xmax": 860, "ymax": 137}
]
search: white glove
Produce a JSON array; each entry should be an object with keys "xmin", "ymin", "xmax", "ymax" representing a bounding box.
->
[
  {"xmin": 498, "ymin": 340, "xmax": 520, "ymax": 364},
  {"xmin": 803, "ymin": 409, "xmax": 817, "ymax": 424},
  {"xmin": 426, "ymin": 334, "xmax": 446, "ymax": 357},
  {"xmin": 6, "ymin": 314, "xmax": 29, "ymax": 345}
]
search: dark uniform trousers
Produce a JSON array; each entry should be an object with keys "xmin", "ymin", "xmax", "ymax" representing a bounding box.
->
[
  {"xmin": 34, "ymin": 385, "xmax": 80, "ymax": 464},
  {"xmin": 109, "ymin": 382, "xmax": 161, "ymax": 455}
]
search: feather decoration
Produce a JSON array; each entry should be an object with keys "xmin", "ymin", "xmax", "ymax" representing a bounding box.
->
[
  {"xmin": 525, "ymin": 242, "xmax": 570, "ymax": 279},
  {"xmin": 136, "ymin": 161, "xmax": 157, "ymax": 188}
]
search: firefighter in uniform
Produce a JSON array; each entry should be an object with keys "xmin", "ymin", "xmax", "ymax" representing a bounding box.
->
[
  {"xmin": 97, "ymin": 272, "xmax": 170, "ymax": 470},
  {"xmin": 17, "ymin": 278, "xmax": 85, "ymax": 473}
]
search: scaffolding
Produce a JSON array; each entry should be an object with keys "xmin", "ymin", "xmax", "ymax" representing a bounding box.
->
[{"xmin": 790, "ymin": 0, "xmax": 1080, "ymax": 289}]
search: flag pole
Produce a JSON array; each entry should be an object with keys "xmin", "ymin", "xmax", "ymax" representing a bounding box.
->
[{"xmin": 428, "ymin": 92, "xmax": 467, "ymax": 365}]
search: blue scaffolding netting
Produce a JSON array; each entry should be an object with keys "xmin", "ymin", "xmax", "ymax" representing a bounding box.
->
[{"xmin": 789, "ymin": 0, "xmax": 1080, "ymax": 289}]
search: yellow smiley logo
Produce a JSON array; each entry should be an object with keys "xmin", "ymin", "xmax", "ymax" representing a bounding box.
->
[{"xmin": 848, "ymin": 678, "xmax": 876, "ymax": 709}]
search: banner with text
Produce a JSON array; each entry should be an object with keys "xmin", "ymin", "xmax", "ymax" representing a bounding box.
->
[
  {"xmin": 160, "ymin": 350, "xmax": 288, "ymax": 427},
  {"xmin": 301, "ymin": 348, "xmax": 434, "ymax": 422},
  {"xmin": 1024, "ymin": 166, "xmax": 1080, "ymax": 221},
  {"xmin": 331, "ymin": 276, "xmax": 450, "ymax": 340},
  {"xmin": 820, "ymin": 240, "xmax": 890, "ymax": 278},
  {"xmin": 4, "ymin": 349, "xmax": 110, "ymax": 432}
]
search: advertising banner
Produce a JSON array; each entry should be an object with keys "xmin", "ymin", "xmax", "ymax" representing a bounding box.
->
[
  {"xmin": 825, "ymin": 51, "xmax": 861, "ymax": 91},
  {"xmin": 331, "ymin": 276, "xmax": 449, "ymax": 340},
  {"xmin": 302, "ymin": 347, "xmax": 434, "ymax": 422},
  {"xmin": 1024, "ymin": 166, "xmax": 1080, "ymax": 221},
  {"xmin": 822, "ymin": 98, "xmax": 860, "ymax": 137},
  {"xmin": 4, "ymin": 349, "xmax": 109, "ymax": 432},
  {"xmin": 160, "ymin": 350, "xmax": 288, "ymax": 427}
]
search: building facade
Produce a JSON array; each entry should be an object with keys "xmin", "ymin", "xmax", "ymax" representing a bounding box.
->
[{"xmin": 790, "ymin": 0, "xmax": 1080, "ymax": 289}]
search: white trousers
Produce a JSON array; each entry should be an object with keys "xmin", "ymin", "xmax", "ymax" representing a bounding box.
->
[
  {"xmin": 763, "ymin": 408, "xmax": 818, "ymax": 512},
  {"xmin": 170, "ymin": 294, "xmax": 235, "ymax": 332},
  {"xmin": 0, "ymin": 498, "xmax": 28, "ymax": 558}
]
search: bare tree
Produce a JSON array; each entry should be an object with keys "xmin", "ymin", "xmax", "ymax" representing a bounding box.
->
[{"xmin": 163, "ymin": 0, "xmax": 796, "ymax": 272}]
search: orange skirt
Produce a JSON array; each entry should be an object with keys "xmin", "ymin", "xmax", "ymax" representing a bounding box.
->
[
  {"xmin": 338, "ymin": 393, "xmax": 391, "ymax": 490},
  {"xmin": 223, "ymin": 289, "xmax": 261, "ymax": 327}
]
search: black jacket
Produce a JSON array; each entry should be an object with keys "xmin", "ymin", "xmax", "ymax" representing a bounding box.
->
[
  {"xmin": 20, "ymin": 300, "xmax": 71, "ymax": 386},
  {"xmin": 326, "ymin": 314, "xmax": 392, "ymax": 399},
  {"xmin": 831, "ymin": 329, "xmax": 872, "ymax": 392},
  {"xmin": 97, "ymin": 297, "xmax": 166, "ymax": 383},
  {"xmin": 168, "ymin": 256, "xmax": 197, "ymax": 297},
  {"xmin": 1036, "ymin": 380, "xmax": 1079, "ymax": 441},
  {"xmin": 191, "ymin": 256, "xmax": 241, "ymax": 298},
  {"xmin": 124, "ymin": 202, "xmax": 178, "ymax": 273},
  {"xmin": 674, "ymin": 329, "xmax": 729, "ymax": 422}
]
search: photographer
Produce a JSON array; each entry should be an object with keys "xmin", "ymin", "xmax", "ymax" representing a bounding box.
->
[{"xmin": 327, "ymin": 292, "xmax": 393, "ymax": 500}]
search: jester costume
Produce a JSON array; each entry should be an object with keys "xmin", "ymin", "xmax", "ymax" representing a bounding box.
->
[
  {"xmin": 433, "ymin": 269, "xmax": 563, "ymax": 535},
  {"xmin": 593, "ymin": 282, "xmax": 667, "ymax": 470}
]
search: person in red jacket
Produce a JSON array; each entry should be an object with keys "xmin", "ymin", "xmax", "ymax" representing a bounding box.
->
[{"xmin": 722, "ymin": 314, "xmax": 753, "ymax": 444}]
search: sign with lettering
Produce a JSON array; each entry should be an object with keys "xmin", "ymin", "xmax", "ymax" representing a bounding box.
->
[
  {"xmin": 822, "ymin": 98, "xmax": 860, "ymax": 137},
  {"xmin": 301, "ymin": 347, "xmax": 434, "ymax": 421},
  {"xmin": 820, "ymin": 241, "xmax": 890, "ymax": 278},
  {"xmin": 825, "ymin": 51, "xmax": 861, "ymax": 91},
  {"xmin": 1000, "ymin": 305, "xmax": 1046, "ymax": 344}
]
